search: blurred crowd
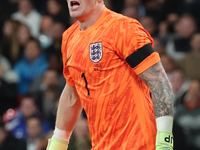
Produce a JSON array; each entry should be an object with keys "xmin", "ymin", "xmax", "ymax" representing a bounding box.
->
[{"xmin": 0, "ymin": 0, "xmax": 200, "ymax": 150}]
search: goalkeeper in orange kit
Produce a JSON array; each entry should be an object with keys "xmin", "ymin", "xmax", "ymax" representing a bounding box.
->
[{"xmin": 46, "ymin": 0, "xmax": 174, "ymax": 149}]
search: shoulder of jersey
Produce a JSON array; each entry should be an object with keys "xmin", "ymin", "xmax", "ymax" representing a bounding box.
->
[
  {"xmin": 62, "ymin": 22, "xmax": 79, "ymax": 40},
  {"xmin": 108, "ymin": 9, "xmax": 141, "ymax": 27}
]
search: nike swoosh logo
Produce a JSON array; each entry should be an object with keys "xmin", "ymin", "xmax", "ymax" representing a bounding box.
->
[{"xmin": 67, "ymin": 55, "xmax": 72, "ymax": 62}]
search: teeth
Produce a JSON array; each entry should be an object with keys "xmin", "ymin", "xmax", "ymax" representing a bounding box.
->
[{"xmin": 71, "ymin": 1, "xmax": 79, "ymax": 5}]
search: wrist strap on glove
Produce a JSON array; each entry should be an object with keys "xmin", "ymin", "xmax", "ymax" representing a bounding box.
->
[
  {"xmin": 156, "ymin": 131, "xmax": 173, "ymax": 150},
  {"xmin": 46, "ymin": 138, "xmax": 69, "ymax": 150}
]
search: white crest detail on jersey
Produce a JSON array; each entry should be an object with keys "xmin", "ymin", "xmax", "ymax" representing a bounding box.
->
[{"xmin": 89, "ymin": 42, "xmax": 103, "ymax": 63}]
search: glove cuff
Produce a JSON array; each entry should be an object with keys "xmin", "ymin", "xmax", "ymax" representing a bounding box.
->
[
  {"xmin": 156, "ymin": 131, "xmax": 173, "ymax": 148},
  {"xmin": 46, "ymin": 138, "xmax": 69, "ymax": 150}
]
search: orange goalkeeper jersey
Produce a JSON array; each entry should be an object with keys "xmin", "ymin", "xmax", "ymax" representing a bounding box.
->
[{"xmin": 62, "ymin": 7, "xmax": 160, "ymax": 150}]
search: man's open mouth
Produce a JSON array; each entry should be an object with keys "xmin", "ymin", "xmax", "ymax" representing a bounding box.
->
[{"xmin": 70, "ymin": 1, "xmax": 80, "ymax": 7}]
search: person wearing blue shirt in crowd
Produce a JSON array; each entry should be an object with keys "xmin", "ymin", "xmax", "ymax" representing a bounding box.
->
[
  {"xmin": 5, "ymin": 95, "xmax": 52, "ymax": 139},
  {"xmin": 14, "ymin": 38, "xmax": 48, "ymax": 95}
]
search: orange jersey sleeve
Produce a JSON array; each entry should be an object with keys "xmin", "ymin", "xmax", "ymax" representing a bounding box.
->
[{"xmin": 113, "ymin": 18, "xmax": 160, "ymax": 74}]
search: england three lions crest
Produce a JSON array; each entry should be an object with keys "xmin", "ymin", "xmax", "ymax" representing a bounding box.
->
[{"xmin": 90, "ymin": 42, "xmax": 103, "ymax": 63}]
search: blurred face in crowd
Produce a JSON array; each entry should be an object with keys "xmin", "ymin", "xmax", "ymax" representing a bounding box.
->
[
  {"xmin": 43, "ymin": 70, "xmax": 59, "ymax": 87},
  {"xmin": 47, "ymin": 0, "xmax": 62, "ymax": 16},
  {"xmin": 17, "ymin": 24, "xmax": 31, "ymax": 45},
  {"xmin": 25, "ymin": 40, "xmax": 41, "ymax": 62},
  {"xmin": 167, "ymin": 13, "xmax": 179, "ymax": 24},
  {"xmin": 186, "ymin": 80, "xmax": 200, "ymax": 103},
  {"xmin": 27, "ymin": 118, "xmax": 42, "ymax": 139},
  {"xmin": 170, "ymin": 70, "xmax": 185, "ymax": 94},
  {"xmin": 19, "ymin": 0, "xmax": 33, "ymax": 16},
  {"xmin": 20, "ymin": 98, "xmax": 37, "ymax": 118},
  {"xmin": 140, "ymin": 16, "xmax": 156, "ymax": 36},
  {"xmin": 190, "ymin": 33, "xmax": 200, "ymax": 51},
  {"xmin": 175, "ymin": 16, "xmax": 197, "ymax": 38},
  {"xmin": 3, "ymin": 20, "xmax": 20, "ymax": 38},
  {"xmin": 122, "ymin": 6, "xmax": 139, "ymax": 20},
  {"xmin": 40, "ymin": 16, "xmax": 54, "ymax": 34},
  {"xmin": 3, "ymin": 21, "xmax": 13, "ymax": 37},
  {"xmin": 66, "ymin": 0, "xmax": 99, "ymax": 21}
]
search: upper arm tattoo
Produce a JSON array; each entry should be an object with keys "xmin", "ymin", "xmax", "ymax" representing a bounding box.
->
[{"xmin": 139, "ymin": 61, "xmax": 174, "ymax": 118}]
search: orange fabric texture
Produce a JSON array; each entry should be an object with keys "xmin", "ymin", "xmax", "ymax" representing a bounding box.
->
[{"xmin": 62, "ymin": 7, "xmax": 160, "ymax": 150}]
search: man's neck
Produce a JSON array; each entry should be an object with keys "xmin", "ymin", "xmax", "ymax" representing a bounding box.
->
[{"xmin": 78, "ymin": 5, "xmax": 105, "ymax": 31}]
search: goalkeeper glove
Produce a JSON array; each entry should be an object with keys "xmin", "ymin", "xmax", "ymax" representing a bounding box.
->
[
  {"xmin": 46, "ymin": 138, "xmax": 69, "ymax": 150},
  {"xmin": 156, "ymin": 130, "xmax": 173, "ymax": 150},
  {"xmin": 46, "ymin": 127, "xmax": 72, "ymax": 150}
]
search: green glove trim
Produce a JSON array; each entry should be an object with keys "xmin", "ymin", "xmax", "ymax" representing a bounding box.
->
[
  {"xmin": 46, "ymin": 138, "xmax": 69, "ymax": 150},
  {"xmin": 156, "ymin": 145, "xmax": 173, "ymax": 150},
  {"xmin": 156, "ymin": 131, "xmax": 173, "ymax": 148}
]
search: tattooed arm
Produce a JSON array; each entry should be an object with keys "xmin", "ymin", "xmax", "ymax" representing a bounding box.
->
[
  {"xmin": 138, "ymin": 61, "xmax": 174, "ymax": 118},
  {"xmin": 139, "ymin": 61, "xmax": 174, "ymax": 149}
]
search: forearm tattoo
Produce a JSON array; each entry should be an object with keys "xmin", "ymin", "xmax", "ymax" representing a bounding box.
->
[{"xmin": 139, "ymin": 62, "xmax": 174, "ymax": 118}]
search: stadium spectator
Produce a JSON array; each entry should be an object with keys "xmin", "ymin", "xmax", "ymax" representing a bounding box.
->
[
  {"xmin": 166, "ymin": 14, "xmax": 197, "ymax": 61},
  {"xmin": 14, "ymin": 38, "xmax": 48, "ymax": 95},
  {"xmin": 121, "ymin": 5, "xmax": 139, "ymax": 20},
  {"xmin": 174, "ymin": 80, "xmax": 200, "ymax": 149},
  {"xmin": 179, "ymin": 33, "xmax": 200, "ymax": 81},
  {"xmin": 167, "ymin": 13, "xmax": 180, "ymax": 33},
  {"xmin": 153, "ymin": 37, "xmax": 165, "ymax": 54},
  {"xmin": 123, "ymin": 0, "xmax": 146, "ymax": 18},
  {"xmin": 40, "ymin": 15, "xmax": 54, "ymax": 35},
  {"xmin": 0, "ymin": 0, "xmax": 18, "ymax": 37},
  {"xmin": 1, "ymin": 20, "xmax": 22, "ymax": 65},
  {"xmin": 68, "ymin": 118, "xmax": 91, "ymax": 150},
  {"xmin": 45, "ymin": 0, "xmax": 70, "ymax": 28},
  {"xmin": 140, "ymin": 16, "xmax": 157, "ymax": 36},
  {"xmin": 143, "ymin": 0, "xmax": 166, "ymax": 23},
  {"xmin": 44, "ymin": 22, "xmax": 66, "ymax": 56},
  {"xmin": 182, "ymin": 0, "xmax": 200, "ymax": 29},
  {"xmin": 26, "ymin": 117, "xmax": 47, "ymax": 150},
  {"xmin": 5, "ymin": 95, "xmax": 52, "ymax": 139},
  {"xmin": 38, "ymin": 15, "xmax": 54, "ymax": 49},
  {"xmin": 0, "ymin": 45, "xmax": 18, "ymax": 83},
  {"xmin": 0, "ymin": 50, "xmax": 18, "ymax": 115},
  {"xmin": 29, "ymin": 53, "xmax": 65, "ymax": 96},
  {"xmin": 1, "ymin": 23, "xmax": 32, "ymax": 66},
  {"xmin": 17, "ymin": 24, "xmax": 32, "ymax": 48},
  {"xmin": 29, "ymin": 69, "xmax": 62, "ymax": 120},
  {"xmin": 160, "ymin": 53, "xmax": 177, "ymax": 82},
  {"xmin": 11, "ymin": 0, "xmax": 42, "ymax": 38},
  {"xmin": 0, "ymin": 120, "xmax": 27, "ymax": 150},
  {"xmin": 157, "ymin": 13, "xmax": 179, "ymax": 46},
  {"xmin": 170, "ymin": 68, "xmax": 190, "ymax": 107}
]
